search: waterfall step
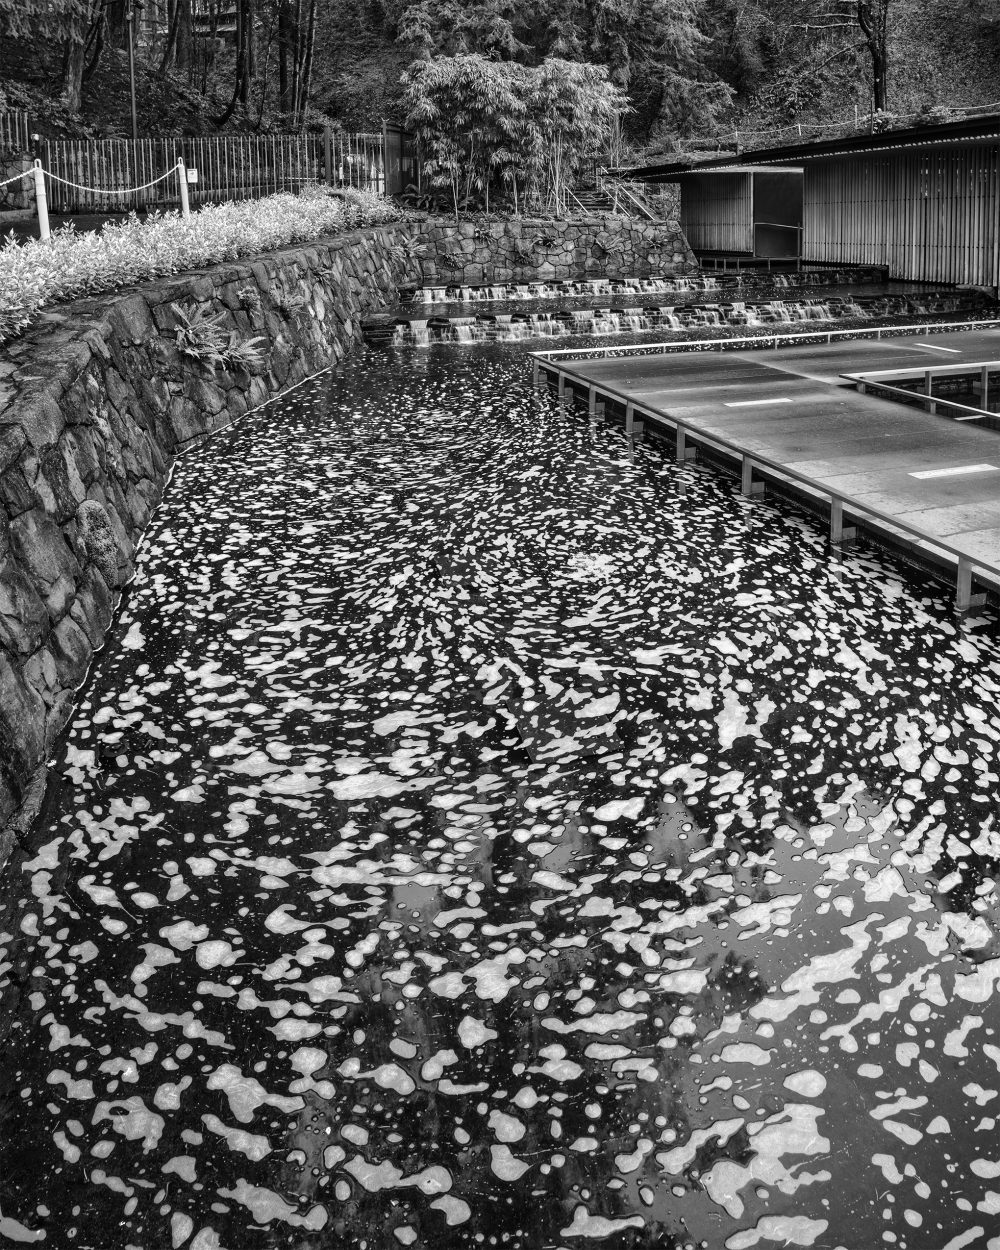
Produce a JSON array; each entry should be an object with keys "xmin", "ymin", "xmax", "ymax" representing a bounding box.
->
[
  {"xmin": 399, "ymin": 267, "xmax": 893, "ymax": 305},
  {"xmin": 363, "ymin": 290, "xmax": 997, "ymax": 347}
]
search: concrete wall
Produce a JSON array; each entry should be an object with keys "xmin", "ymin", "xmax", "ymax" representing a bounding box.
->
[{"xmin": 0, "ymin": 211, "xmax": 696, "ymax": 858}]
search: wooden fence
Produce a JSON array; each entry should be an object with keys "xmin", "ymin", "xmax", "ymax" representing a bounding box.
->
[
  {"xmin": 38, "ymin": 130, "xmax": 390, "ymax": 213},
  {"xmin": 0, "ymin": 111, "xmax": 32, "ymax": 154}
]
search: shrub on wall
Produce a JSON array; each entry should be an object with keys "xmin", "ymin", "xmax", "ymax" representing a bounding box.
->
[{"xmin": 0, "ymin": 186, "xmax": 406, "ymax": 346}]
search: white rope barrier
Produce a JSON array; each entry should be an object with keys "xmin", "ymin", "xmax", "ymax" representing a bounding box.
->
[
  {"xmin": 0, "ymin": 168, "xmax": 30, "ymax": 189},
  {"xmin": 41, "ymin": 166, "xmax": 178, "ymax": 195},
  {"xmin": 25, "ymin": 158, "xmax": 191, "ymax": 241}
]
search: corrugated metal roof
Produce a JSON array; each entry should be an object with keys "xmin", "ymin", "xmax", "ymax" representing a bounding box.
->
[{"xmin": 618, "ymin": 115, "xmax": 1000, "ymax": 181}]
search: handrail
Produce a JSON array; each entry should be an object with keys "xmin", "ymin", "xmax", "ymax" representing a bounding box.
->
[
  {"xmin": 532, "ymin": 355, "xmax": 1000, "ymax": 581},
  {"xmin": 850, "ymin": 378, "xmax": 996, "ymax": 423},
  {"xmin": 616, "ymin": 183, "xmax": 660, "ymax": 222},
  {"xmin": 529, "ymin": 317, "xmax": 1000, "ymax": 362},
  {"xmin": 842, "ymin": 360, "xmax": 1000, "ymax": 382}
]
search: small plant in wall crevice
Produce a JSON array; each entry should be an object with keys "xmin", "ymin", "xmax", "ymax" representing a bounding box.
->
[
  {"xmin": 172, "ymin": 302, "xmax": 226, "ymax": 365},
  {"xmin": 220, "ymin": 334, "xmax": 267, "ymax": 374},
  {"xmin": 171, "ymin": 302, "xmax": 266, "ymax": 373},
  {"xmin": 388, "ymin": 238, "xmax": 427, "ymax": 269},
  {"xmin": 273, "ymin": 290, "xmax": 307, "ymax": 319},
  {"xmin": 237, "ymin": 285, "xmax": 262, "ymax": 313}
]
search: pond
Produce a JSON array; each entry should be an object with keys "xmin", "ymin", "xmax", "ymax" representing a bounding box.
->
[{"xmin": 1, "ymin": 340, "xmax": 999, "ymax": 1250}]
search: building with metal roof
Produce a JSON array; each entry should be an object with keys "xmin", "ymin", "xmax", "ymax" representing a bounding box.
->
[{"xmin": 616, "ymin": 115, "xmax": 1000, "ymax": 288}]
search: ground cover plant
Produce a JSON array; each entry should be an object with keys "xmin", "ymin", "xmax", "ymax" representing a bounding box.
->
[{"xmin": 0, "ymin": 185, "xmax": 405, "ymax": 345}]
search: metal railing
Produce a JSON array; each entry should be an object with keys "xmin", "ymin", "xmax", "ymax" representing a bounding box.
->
[
  {"xmin": 529, "ymin": 317, "xmax": 1000, "ymax": 364},
  {"xmin": 614, "ymin": 183, "xmax": 661, "ymax": 222},
  {"xmin": 843, "ymin": 361, "xmax": 1000, "ymax": 425}
]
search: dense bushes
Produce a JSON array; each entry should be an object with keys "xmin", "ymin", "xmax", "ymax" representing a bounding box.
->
[
  {"xmin": 401, "ymin": 55, "xmax": 627, "ymax": 218},
  {"xmin": 0, "ymin": 186, "xmax": 405, "ymax": 345}
]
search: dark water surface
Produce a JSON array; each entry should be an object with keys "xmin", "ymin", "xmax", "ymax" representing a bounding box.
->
[{"xmin": 2, "ymin": 343, "xmax": 1000, "ymax": 1250}]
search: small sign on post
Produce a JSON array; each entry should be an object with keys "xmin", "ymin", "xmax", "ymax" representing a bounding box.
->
[{"xmin": 186, "ymin": 168, "xmax": 199, "ymax": 184}]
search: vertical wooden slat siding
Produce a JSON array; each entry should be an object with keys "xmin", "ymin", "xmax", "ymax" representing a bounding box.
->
[
  {"xmin": 802, "ymin": 141, "xmax": 1000, "ymax": 286},
  {"xmin": 681, "ymin": 173, "xmax": 753, "ymax": 252}
]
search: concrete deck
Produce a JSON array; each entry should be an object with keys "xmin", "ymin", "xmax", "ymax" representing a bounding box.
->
[{"xmin": 534, "ymin": 327, "xmax": 1000, "ymax": 606}]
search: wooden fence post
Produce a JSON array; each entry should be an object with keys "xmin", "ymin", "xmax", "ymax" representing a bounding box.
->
[{"xmin": 324, "ymin": 126, "xmax": 333, "ymax": 186}]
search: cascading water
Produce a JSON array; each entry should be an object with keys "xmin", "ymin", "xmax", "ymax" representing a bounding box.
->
[
  {"xmin": 400, "ymin": 267, "xmax": 893, "ymax": 306},
  {"xmin": 374, "ymin": 277, "xmax": 996, "ymax": 348}
]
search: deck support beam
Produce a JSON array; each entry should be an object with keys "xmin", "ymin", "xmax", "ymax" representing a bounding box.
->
[
  {"xmin": 830, "ymin": 499, "xmax": 857, "ymax": 546},
  {"xmin": 675, "ymin": 428, "xmax": 696, "ymax": 462},
  {"xmin": 741, "ymin": 456, "xmax": 765, "ymax": 496},
  {"xmin": 956, "ymin": 558, "xmax": 987, "ymax": 613}
]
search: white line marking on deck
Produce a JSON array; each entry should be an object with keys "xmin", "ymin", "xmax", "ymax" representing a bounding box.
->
[
  {"xmin": 909, "ymin": 464, "xmax": 999, "ymax": 480},
  {"xmin": 915, "ymin": 343, "xmax": 962, "ymax": 353},
  {"xmin": 723, "ymin": 398, "xmax": 793, "ymax": 408}
]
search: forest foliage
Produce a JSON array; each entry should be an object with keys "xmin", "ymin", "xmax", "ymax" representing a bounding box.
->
[{"xmin": 0, "ymin": 0, "xmax": 998, "ymax": 155}]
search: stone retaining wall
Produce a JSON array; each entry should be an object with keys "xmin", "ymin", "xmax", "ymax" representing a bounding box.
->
[
  {"xmin": 419, "ymin": 212, "xmax": 695, "ymax": 285},
  {"xmin": 0, "ymin": 223, "xmax": 422, "ymax": 857},
  {"xmin": 0, "ymin": 211, "xmax": 696, "ymax": 858}
]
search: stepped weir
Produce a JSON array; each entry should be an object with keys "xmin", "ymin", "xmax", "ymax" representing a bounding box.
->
[{"xmin": 364, "ymin": 269, "xmax": 996, "ymax": 347}]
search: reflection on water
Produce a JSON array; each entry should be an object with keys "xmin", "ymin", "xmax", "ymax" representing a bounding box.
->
[{"xmin": 1, "ymin": 343, "xmax": 1000, "ymax": 1249}]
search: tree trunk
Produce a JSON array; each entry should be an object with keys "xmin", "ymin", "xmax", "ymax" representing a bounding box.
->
[
  {"xmin": 237, "ymin": 0, "xmax": 252, "ymax": 106},
  {"xmin": 857, "ymin": 0, "xmax": 889, "ymax": 111},
  {"xmin": 214, "ymin": 0, "xmax": 252, "ymax": 125},
  {"xmin": 83, "ymin": 2, "xmax": 108, "ymax": 83},
  {"xmin": 297, "ymin": 0, "xmax": 316, "ymax": 128},
  {"xmin": 62, "ymin": 1, "xmax": 102, "ymax": 114},
  {"xmin": 160, "ymin": 0, "xmax": 180, "ymax": 73},
  {"xmin": 278, "ymin": 0, "xmax": 293, "ymax": 113}
]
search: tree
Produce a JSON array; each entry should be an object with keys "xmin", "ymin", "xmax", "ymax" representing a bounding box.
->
[
  {"xmin": 782, "ymin": 0, "xmax": 891, "ymax": 112},
  {"xmin": 385, "ymin": 0, "xmax": 731, "ymax": 146},
  {"xmin": 857, "ymin": 0, "xmax": 889, "ymax": 112},
  {"xmin": 159, "ymin": 0, "xmax": 194, "ymax": 74},
  {"xmin": 402, "ymin": 54, "xmax": 628, "ymax": 218},
  {"xmin": 402, "ymin": 54, "xmax": 530, "ymax": 217},
  {"xmin": 529, "ymin": 58, "xmax": 627, "ymax": 213},
  {"xmin": 61, "ymin": 0, "xmax": 106, "ymax": 111}
]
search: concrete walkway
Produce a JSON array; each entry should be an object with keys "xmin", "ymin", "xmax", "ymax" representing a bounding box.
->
[{"xmin": 535, "ymin": 326, "xmax": 1000, "ymax": 604}]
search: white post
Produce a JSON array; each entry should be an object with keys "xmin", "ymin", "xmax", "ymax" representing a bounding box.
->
[
  {"xmin": 178, "ymin": 157, "xmax": 191, "ymax": 219},
  {"xmin": 32, "ymin": 159, "xmax": 50, "ymax": 242}
]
